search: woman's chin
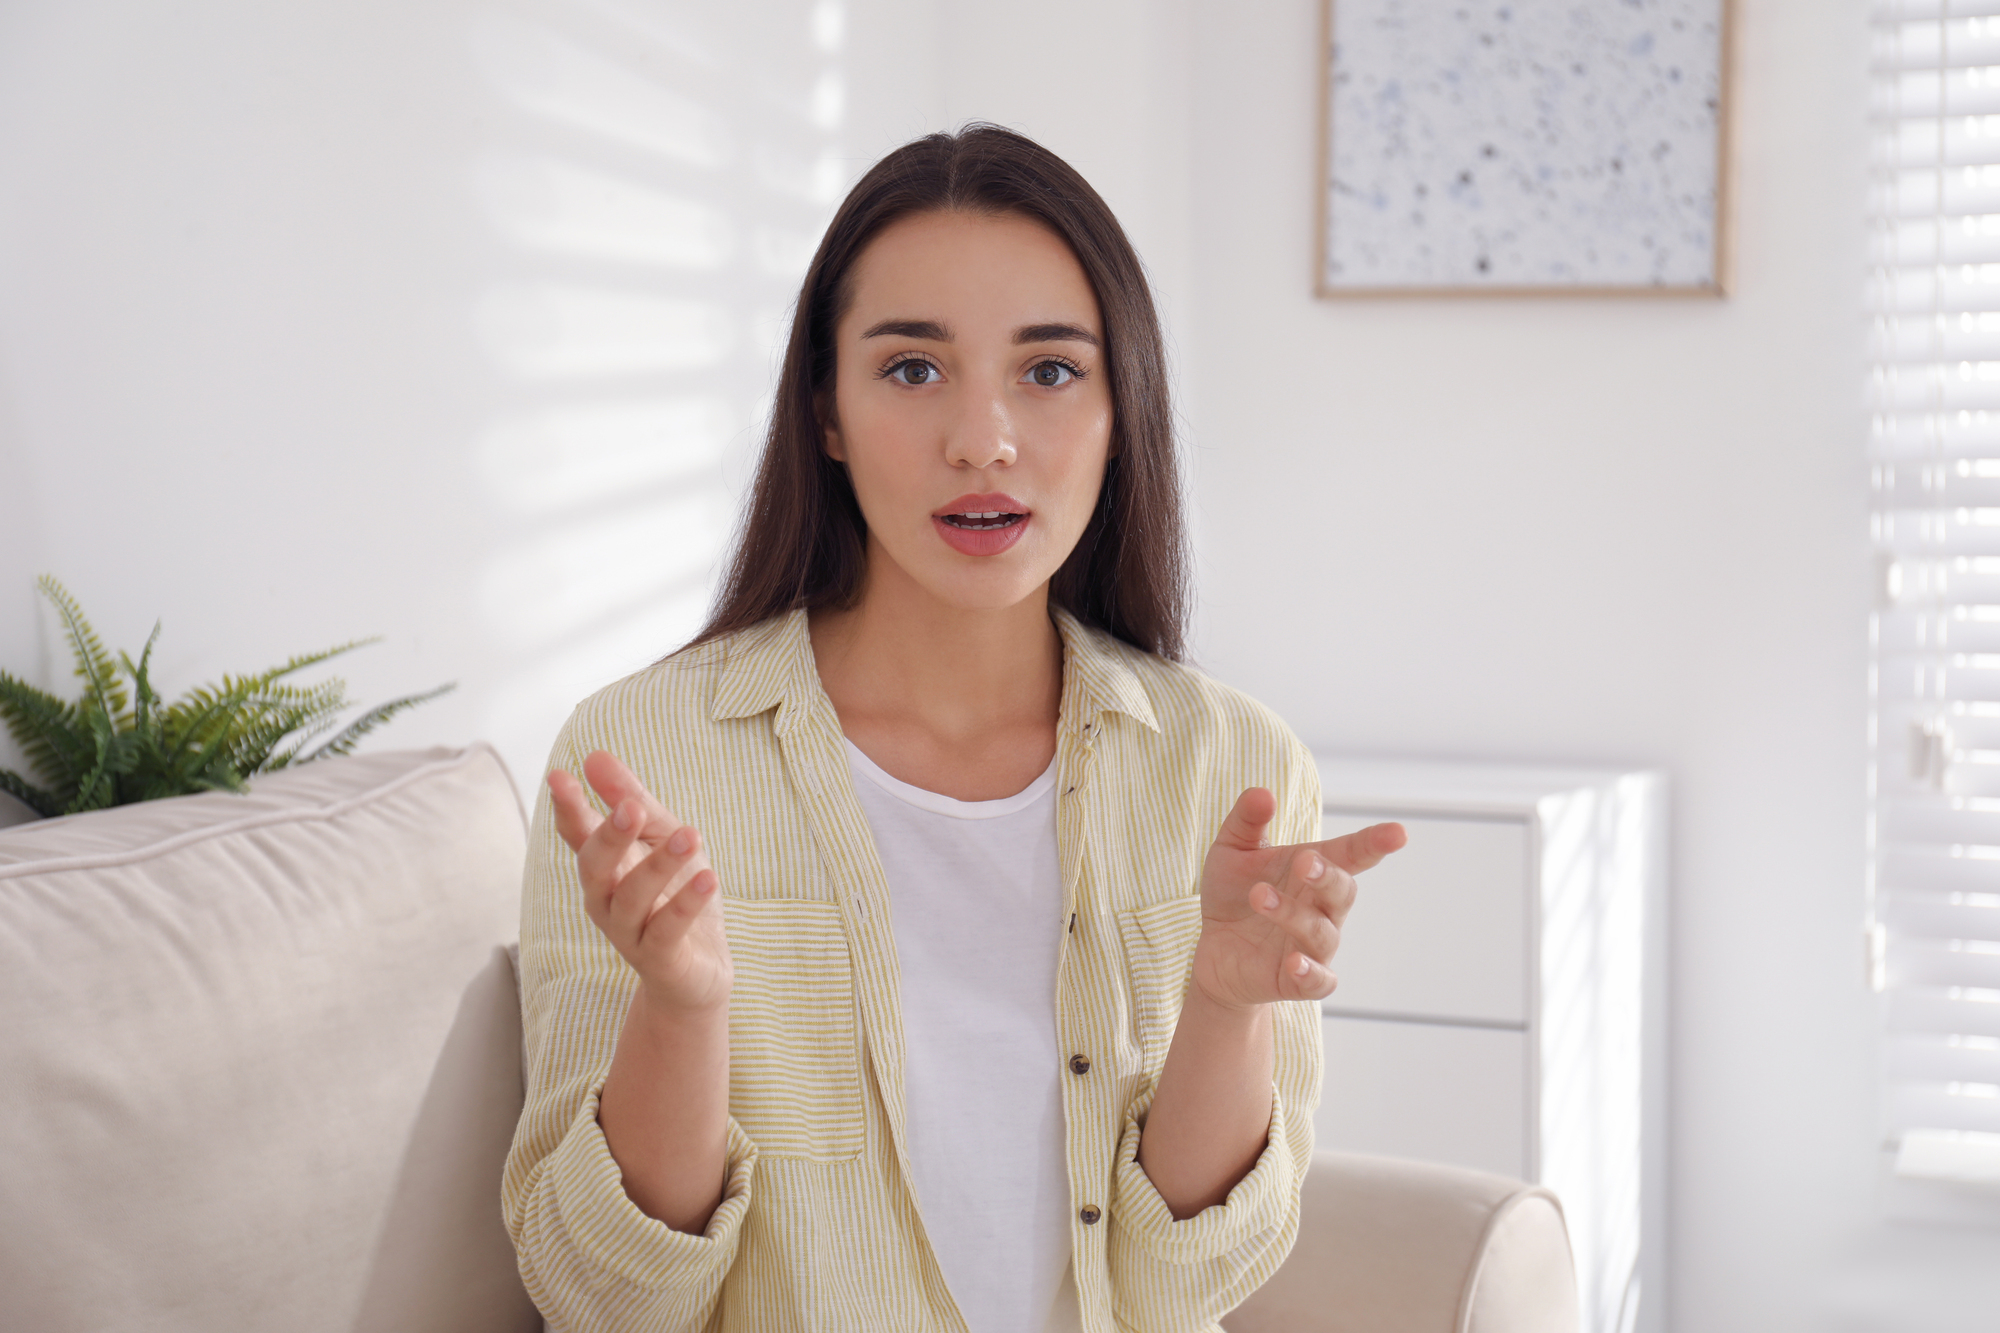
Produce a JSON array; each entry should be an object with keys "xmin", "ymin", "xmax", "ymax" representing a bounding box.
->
[
  {"xmin": 924, "ymin": 574, "xmax": 1052, "ymax": 616},
  {"xmin": 862, "ymin": 528, "xmax": 1064, "ymax": 617},
  {"xmin": 892, "ymin": 556, "xmax": 1056, "ymax": 617}
]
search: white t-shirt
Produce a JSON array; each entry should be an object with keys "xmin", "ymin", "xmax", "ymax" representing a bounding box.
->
[{"xmin": 842, "ymin": 739, "xmax": 1082, "ymax": 1333}]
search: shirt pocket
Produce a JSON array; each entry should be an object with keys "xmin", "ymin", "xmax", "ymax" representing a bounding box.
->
[
  {"xmin": 723, "ymin": 897, "xmax": 866, "ymax": 1161},
  {"xmin": 1114, "ymin": 894, "xmax": 1206, "ymax": 1069}
]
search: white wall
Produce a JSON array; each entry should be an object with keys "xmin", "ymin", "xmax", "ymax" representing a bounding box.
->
[
  {"xmin": 3, "ymin": 0, "xmax": 1996, "ymax": 1327},
  {"xmin": 0, "ymin": 0, "xmax": 865, "ymax": 796}
]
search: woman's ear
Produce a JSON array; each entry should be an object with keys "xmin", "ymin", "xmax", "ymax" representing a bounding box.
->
[{"xmin": 818, "ymin": 391, "xmax": 847, "ymax": 462}]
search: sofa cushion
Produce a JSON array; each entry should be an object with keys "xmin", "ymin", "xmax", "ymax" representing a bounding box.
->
[{"xmin": 0, "ymin": 744, "xmax": 541, "ymax": 1333}]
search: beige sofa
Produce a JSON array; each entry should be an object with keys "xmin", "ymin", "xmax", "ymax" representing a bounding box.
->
[{"xmin": 0, "ymin": 744, "xmax": 1578, "ymax": 1332}]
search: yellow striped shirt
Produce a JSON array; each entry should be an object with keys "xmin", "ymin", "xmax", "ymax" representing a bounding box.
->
[{"xmin": 503, "ymin": 608, "xmax": 1324, "ymax": 1332}]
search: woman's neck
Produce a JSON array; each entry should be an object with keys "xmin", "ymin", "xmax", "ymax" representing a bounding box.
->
[{"xmin": 808, "ymin": 554, "xmax": 1062, "ymax": 802}]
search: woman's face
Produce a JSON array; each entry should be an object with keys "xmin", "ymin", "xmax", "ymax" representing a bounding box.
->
[{"xmin": 824, "ymin": 209, "xmax": 1114, "ymax": 614}]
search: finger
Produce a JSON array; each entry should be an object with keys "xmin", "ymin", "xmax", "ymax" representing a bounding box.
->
[
  {"xmin": 575, "ymin": 797, "xmax": 649, "ymax": 915},
  {"xmin": 581, "ymin": 750, "xmax": 686, "ymax": 839},
  {"xmin": 1279, "ymin": 949, "xmax": 1338, "ymax": 1002},
  {"xmin": 547, "ymin": 769, "xmax": 604, "ymax": 853},
  {"xmin": 1289, "ymin": 845, "xmax": 1359, "ymax": 928},
  {"xmin": 581, "ymin": 749, "xmax": 645, "ymax": 806},
  {"xmin": 634, "ymin": 861, "xmax": 721, "ymax": 955},
  {"xmin": 607, "ymin": 825, "xmax": 709, "ymax": 939},
  {"xmin": 1215, "ymin": 787, "xmax": 1280, "ymax": 852},
  {"xmin": 1249, "ymin": 855, "xmax": 1343, "ymax": 960},
  {"xmin": 1313, "ymin": 821, "xmax": 1408, "ymax": 876}
]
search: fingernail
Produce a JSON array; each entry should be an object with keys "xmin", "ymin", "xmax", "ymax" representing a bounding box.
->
[
  {"xmin": 1294, "ymin": 955, "xmax": 1311, "ymax": 977},
  {"xmin": 1304, "ymin": 853, "xmax": 1324, "ymax": 881},
  {"xmin": 613, "ymin": 803, "xmax": 633, "ymax": 831},
  {"xmin": 1256, "ymin": 884, "xmax": 1278, "ymax": 911},
  {"xmin": 669, "ymin": 828, "xmax": 692, "ymax": 856}
]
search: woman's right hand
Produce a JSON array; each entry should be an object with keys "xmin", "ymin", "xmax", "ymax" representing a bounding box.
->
[{"xmin": 548, "ymin": 749, "xmax": 733, "ymax": 1015}]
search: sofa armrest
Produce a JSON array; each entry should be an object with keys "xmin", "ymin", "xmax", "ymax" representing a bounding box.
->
[{"xmin": 1222, "ymin": 1151, "xmax": 1579, "ymax": 1333}]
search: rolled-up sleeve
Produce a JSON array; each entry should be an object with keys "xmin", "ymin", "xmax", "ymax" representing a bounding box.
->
[
  {"xmin": 501, "ymin": 716, "xmax": 757, "ymax": 1333},
  {"xmin": 1105, "ymin": 998, "xmax": 1322, "ymax": 1330},
  {"xmin": 507, "ymin": 1086, "xmax": 758, "ymax": 1332}
]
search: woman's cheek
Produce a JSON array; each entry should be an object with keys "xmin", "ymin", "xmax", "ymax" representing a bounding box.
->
[{"xmin": 1053, "ymin": 413, "xmax": 1113, "ymax": 530}]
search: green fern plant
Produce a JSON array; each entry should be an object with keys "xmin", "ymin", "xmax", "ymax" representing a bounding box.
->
[{"xmin": 0, "ymin": 576, "xmax": 454, "ymax": 817}]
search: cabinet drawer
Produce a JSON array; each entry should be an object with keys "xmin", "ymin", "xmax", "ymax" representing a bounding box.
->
[
  {"xmin": 1321, "ymin": 811, "xmax": 1529, "ymax": 1026},
  {"xmin": 1316, "ymin": 1014, "xmax": 1530, "ymax": 1179}
]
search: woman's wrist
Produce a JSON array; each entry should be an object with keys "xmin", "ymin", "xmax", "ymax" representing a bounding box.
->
[
  {"xmin": 631, "ymin": 981, "xmax": 731, "ymax": 1035},
  {"xmin": 1182, "ymin": 970, "xmax": 1273, "ymax": 1031},
  {"xmin": 1188, "ymin": 923, "xmax": 1286, "ymax": 1017}
]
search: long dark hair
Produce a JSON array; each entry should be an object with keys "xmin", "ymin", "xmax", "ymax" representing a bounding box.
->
[{"xmin": 687, "ymin": 123, "xmax": 1189, "ymax": 660}]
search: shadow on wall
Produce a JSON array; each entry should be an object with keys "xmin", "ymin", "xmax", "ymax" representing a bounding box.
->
[
  {"xmin": 0, "ymin": 391, "xmax": 49, "ymax": 781},
  {"xmin": 467, "ymin": 0, "xmax": 847, "ymax": 787}
]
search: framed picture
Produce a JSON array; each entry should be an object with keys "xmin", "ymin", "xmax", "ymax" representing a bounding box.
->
[{"xmin": 1316, "ymin": 0, "xmax": 1734, "ymax": 297}]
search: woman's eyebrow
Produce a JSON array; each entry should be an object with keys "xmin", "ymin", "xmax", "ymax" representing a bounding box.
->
[
  {"xmin": 861, "ymin": 318, "xmax": 951, "ymax": 341},
  {"xmin": 1014, "ymin": 322, "xmax": 1100, "ymax": 347}
]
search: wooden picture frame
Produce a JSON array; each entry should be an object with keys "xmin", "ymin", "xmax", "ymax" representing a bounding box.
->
[{"xmin": 1314, "ymin": 0, "xmax": 1735, "ymax": 299}]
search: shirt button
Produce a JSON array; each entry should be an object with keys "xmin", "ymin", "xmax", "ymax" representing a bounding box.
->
[
  {"xmin": 1079, "ymin": 1205, "xmax": 1102, "ymax": 1225},
  {"xmin": 1068, "ymin": 1054, "xmax": 1091, "ymax": 1075}
]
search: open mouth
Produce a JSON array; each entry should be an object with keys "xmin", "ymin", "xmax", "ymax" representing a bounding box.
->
[
  {"xmin": 932, "ymin": 492, "xmax": 1031, "ymax": 555},
  {"xmin": 939, "ymin": 510, "xmax": 1026, "ymax": 531}
]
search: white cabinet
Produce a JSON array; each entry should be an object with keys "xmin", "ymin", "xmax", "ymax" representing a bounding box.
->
[
  {"xmin": 1325, "ymin": 815, "xmax": 1531, "ymax": 1026},
  {"xmin": 1314, "ymin": 758, "xmax": 1667, "ymax": 1333},
  {"xmin": 1320, "ymin": 1017, "xmax": 1530, "ymax": 1178}
]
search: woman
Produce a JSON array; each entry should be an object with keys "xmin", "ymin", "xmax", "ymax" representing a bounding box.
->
[{"xmin": 503, "ymin": 125, "xmax": 1404, "ymax": 1333}]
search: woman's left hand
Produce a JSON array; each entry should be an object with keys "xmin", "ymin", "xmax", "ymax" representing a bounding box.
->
[{"xmin": 1190, "ymin": 789, "xmax": 1406, "ymax": 1011}]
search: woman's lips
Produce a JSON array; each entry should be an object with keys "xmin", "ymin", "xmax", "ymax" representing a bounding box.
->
[{"xmin": 933, "ymin": 492, "xmax": 1030, "ymax": 557}]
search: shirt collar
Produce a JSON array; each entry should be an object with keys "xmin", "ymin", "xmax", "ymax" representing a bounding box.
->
[
  {"xmin": 709, "ymin": 611, "xmax": 816, "ymax": 733},
  {"xmin": 1051, "ymin": 606, "xmax": 1160, "ymax": 734},
  {"xmin": 708, "ymin": 605, "xmax": 1160, "ymax": 735}
]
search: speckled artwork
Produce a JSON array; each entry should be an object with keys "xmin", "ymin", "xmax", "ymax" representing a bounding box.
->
[{"xmin": 1321, "ymin": 0, "xmax": 1728, "ymax": 293}]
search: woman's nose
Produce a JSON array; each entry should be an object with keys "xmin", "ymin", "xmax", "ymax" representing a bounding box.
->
[{"xmin": 944, "ymin": 388, "xmax": 1019, "ymax": 469}]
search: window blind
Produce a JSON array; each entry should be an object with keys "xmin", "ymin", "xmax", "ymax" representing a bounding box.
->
[{"xmin": 1869, "ymin": 0, "xmax": 2000, "ymax": 1181}]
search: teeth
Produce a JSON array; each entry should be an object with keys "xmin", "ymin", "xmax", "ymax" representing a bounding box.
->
[{"xmin": 942, "ymin": 510, "xmax": 1021, "ymax": 531}]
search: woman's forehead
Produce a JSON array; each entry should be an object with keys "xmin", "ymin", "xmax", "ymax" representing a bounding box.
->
[{"xmin": 842, "ymin": 210, "xmax": 1102, "ymax": 340}]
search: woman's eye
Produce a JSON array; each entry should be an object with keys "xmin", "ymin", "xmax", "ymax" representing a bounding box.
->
[
  {"xmin": 893, "ymin": 361, "xmax": 935, "ymax": 385},
  {"xmin": 1027, "ymin": 361, "xmax": 1075, "ymax": 388}
]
